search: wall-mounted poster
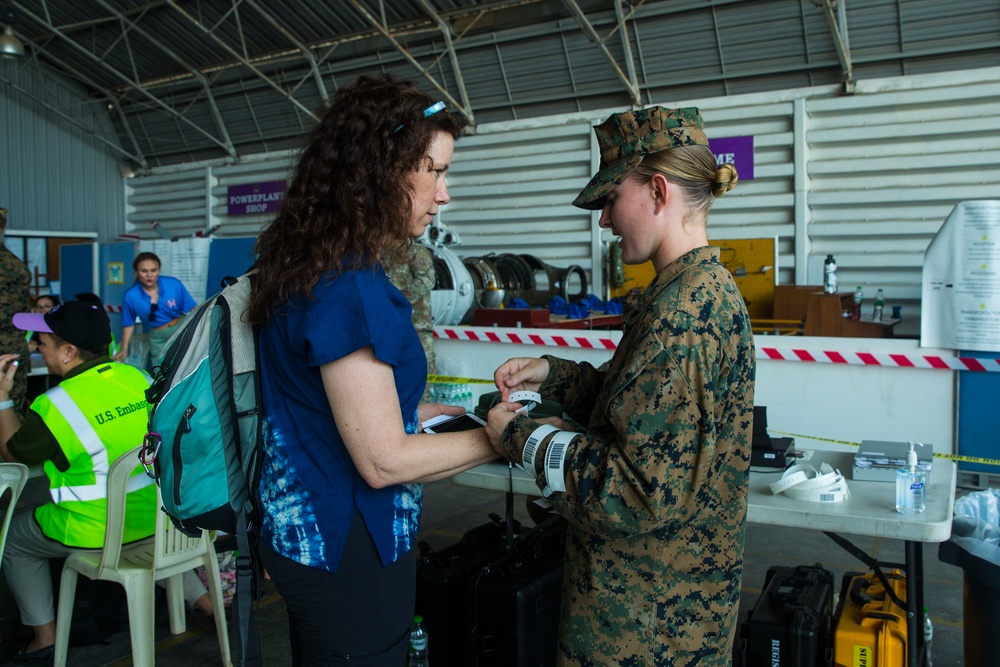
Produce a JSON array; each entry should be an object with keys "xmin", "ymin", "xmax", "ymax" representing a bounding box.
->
[
  {"xmin": 921, "ymin": 200, "xmax": 1000, "ymax": 351},
  {"xmin": 107, "ymin": 261, "xmax": 125, "ymax": 285}
]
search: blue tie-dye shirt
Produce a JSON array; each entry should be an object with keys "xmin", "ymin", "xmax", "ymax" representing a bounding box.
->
[{"xmin": 257, "ymin": 264, "xmax": 427, "ymax": 572}]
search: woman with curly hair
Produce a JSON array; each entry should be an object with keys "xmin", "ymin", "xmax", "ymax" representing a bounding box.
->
[{"xmin": 246, "ymin": 74, "xmax": 496, "ymax": 665}]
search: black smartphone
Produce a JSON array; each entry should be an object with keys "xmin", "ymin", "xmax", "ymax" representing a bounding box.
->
[{"xmin": 421, "ymin": 412, "xmax": 487, "ymax": 434}]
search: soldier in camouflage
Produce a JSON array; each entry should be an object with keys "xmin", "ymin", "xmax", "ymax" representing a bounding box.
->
[
  {"xmin": 485, "ymin": 107, "xmax": 755, "ymax": 666},
  {"xmin": 0, "ymin": 208, "xmax": 31, "ymax": 419},
  {"xmin": 385, "ymin": 241, "xmax": 437, "ymax": 401}
]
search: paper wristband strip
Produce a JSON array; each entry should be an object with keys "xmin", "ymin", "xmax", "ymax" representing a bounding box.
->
[
  {"xmin": 521, "ymin": 425, "xmax": 558, "ymax": 474},
  {"xmin": 542, "ymin": 430, "xmax": 579, "ymax": 497},
  {"xmin": 510, "ymin": 390, "xmax": 542, "ymax": 415},
  {"xmin": 769, "ymin": 463, "xmax": 850, "ymax": 503}
]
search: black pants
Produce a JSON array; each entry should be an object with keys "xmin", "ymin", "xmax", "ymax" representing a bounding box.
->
[{"xmin": 260, "ymin": 510, "xmax": 415, "ymax": 666}]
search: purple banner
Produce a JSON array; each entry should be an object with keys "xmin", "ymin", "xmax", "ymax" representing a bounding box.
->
[
  {"xmin": 227, "ymin": 180, "xmax": 287, "ymax": 216},
  {"xmin": 708, "ymin": 135, "xmax": 754, "ymax": 180}
]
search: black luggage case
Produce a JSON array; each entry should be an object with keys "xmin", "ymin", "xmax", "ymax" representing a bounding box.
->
[
  {"xmin": 466, "ymin": 514, "xmax": 567, "ymax": 667},
  {"xmin": 739, "ymin": 563, "xmax": 834, "ymax": 667},
  {"xmin": 416, "ymin": 514, "xmax": 518, "ymax": 667}
]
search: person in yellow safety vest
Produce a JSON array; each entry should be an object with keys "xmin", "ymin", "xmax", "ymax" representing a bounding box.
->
[{"xmin": 0, "ymin": 301, "xmax": 158, "ymax": 663}]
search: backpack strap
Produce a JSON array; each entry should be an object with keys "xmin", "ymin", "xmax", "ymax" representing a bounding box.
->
[
  {"xmin": 234, "ymin": 501, "xmax": 261, "ymax": 666},
  {"xmin": 233, "ymin": 317, "xmax": 265, "ymax": 667}
]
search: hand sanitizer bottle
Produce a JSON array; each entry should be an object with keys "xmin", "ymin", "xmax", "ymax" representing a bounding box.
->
[{"xmin": 896, "ymin": 442, "xmax": 927, "ymax": 514}]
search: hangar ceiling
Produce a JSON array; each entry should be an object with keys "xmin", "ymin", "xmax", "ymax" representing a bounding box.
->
[{"xmin": 3, "ymin": 0, "xmax": 998, "ymax": 169}]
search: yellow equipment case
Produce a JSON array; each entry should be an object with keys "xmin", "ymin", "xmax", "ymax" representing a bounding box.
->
[{"xmin": 833, "ymin": 569, "xmax": 908, "ymax": 667}]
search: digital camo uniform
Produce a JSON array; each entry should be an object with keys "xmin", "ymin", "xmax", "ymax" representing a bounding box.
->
[
  {"xmin": 385, "ymin": 242, "xmax": 436, "ymax": 401},
  {"xmin": 498, "ymin": 246, "xmax": 755, "ymax": 666},
  {"xmin": 0, "ymin": 230, "xmax": 31, "ymax": 419}
]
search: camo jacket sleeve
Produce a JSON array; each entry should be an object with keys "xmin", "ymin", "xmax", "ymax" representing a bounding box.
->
[{"xmin": 497, "ymin": 247, "xmax": 755, "ymax": 536}]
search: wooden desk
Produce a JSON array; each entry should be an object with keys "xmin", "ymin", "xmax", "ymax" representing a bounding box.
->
[
  {"xmin": 772, "ymin": 286, "xmax": 898, "ymax": 338},
  {"xmin": 453, "ymin": 450, "xmax": 955, "ymax": 667}
]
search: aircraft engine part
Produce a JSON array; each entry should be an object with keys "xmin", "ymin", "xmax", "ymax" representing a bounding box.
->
[
  {"xmin": 429, "ymin": 244, "xmax": 474, "ymax": 325},
  {"xmin": 518, "ymin": 254, "xmax": 589, "ymax": 305},
  {"xmin": 488, "ymin": 253, "xmax": 536, "ymax": 302},
  {"xmin": 463, "ymin": 256, "xmax": 505, "ymax": 309}
]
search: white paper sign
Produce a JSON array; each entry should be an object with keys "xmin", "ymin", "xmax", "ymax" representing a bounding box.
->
[{"xmin": 921, "ymin": 200, "xmax": 1000, "ymax": 351}]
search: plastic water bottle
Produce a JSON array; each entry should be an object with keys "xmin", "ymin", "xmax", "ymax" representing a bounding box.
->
[
  {"xmin": 872, "ymin": 288, "xmax": 885, "ymax": 322},
  {"xmin": 408, "ymin": 615, "xmax": 429, "ymax": 666},
  {"xmin": 851, "ymin": 286, "xmax": 864, "ymax": 320},
  {"xmin": 923, "ymin": 607, "xmax": 933, "ymax": 667},
  {"xmin": 823, "ymin": 254, "xmax": 838, "ymax": 294}
]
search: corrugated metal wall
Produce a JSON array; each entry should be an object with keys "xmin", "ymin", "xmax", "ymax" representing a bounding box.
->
[
  {"xmin": 804, "ymin": 70, "xmax": 1000, "ymax": 315},
  {"xmin": 0, "ymin": 60, "xmax": 125, "ymax": 241},
  {"xmin": 124, "ymin": 65, "xmax": 1000, "ymax": 333},
  {"xmin": 446, "ymin": 121, "xmax": 595, "ymax": 267}
]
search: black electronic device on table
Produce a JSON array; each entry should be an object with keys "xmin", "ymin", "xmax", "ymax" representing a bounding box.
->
[
  {"xmin": 421, "ymin": 412, "xmax": 487, "ymax": 434},
  {"xmin": 750, "ymin": 406, "xmax": 794, "ymax": 468}
]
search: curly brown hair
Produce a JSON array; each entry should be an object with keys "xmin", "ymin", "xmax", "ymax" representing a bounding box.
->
[{"xmin": 247, "ymin": 74, "xmax": 466, "ymax": 325}]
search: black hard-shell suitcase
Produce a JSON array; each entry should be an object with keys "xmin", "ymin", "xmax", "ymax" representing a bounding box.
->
[
  {"xmin": 465, "ymin": 514, "xmax": 567, "ymax": 667},
  {"xmin": 739, "ymin": 563, "xmax": 834, "ymax": 667},
  {"xmin": 415, "ymin": 514, "xmax": 520, "ymax": 667}
]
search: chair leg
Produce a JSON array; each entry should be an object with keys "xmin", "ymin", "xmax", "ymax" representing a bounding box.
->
[
  {"xmin": 203, "ymin": 550, "xmax": 233, "ymax": 666},
  {"xmin": 164, "ymin": 573, "xmax": 186, "ymax": 635},
  {"xmin": 123, "ymin": 575, "xmax": 157, "ymax": 667},
  {"xmin": 53, "ymin": 568, "xmax": 79, "ymax": 667}
]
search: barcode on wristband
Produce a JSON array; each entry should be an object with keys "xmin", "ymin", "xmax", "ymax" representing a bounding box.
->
[
  {"xmin": 522, "ymin": 425, "xmax": 558, "ymax": 473},
  {"xmin": 543, "ymin": 430, "xmax": 578, "ymax": 494},
  {"xmin": 546, "ymin": 441, "xmax": 567, "ymax": 470},
  {"xmin": 522, "ymin": 440, "xmax": 538, "ymax": 470}
]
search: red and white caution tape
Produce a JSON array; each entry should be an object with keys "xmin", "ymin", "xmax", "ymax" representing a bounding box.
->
[
  {"xmin": 757, "ymin": 347, "xmax": 1000, "ymax": 372},
  {"xmin": 434, "ymin": 326, "xmax": 617, "ymax": 350},
  {"xmin": 435, "ymin": 326, "xmax": 1000, "ymax": 372}
]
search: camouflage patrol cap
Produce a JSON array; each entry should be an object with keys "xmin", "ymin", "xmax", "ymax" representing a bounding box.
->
[{"xmin": 572, "ymin": 106, "xmax": 708, "ymax": 210}]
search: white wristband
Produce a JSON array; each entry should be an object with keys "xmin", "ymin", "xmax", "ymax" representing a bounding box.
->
[
  {"xmin": 542, "ymin": 430, "xmax": 579, "ymax": 496},
  {"xmin": 521, "ymin": 425, "xmax": 558, "ymax": 473},
  {"xmin": 509, "ymin": 390, "xmax": 542, "ymax": 416},
  {"xmin": 0, "ymin": 399, "xmax": 13, "ymax": 411}
]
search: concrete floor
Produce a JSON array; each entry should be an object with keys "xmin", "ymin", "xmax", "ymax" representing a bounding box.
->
[{"xmin": 16, "ymin": 477, "xmax": 977, "ymax": 666}]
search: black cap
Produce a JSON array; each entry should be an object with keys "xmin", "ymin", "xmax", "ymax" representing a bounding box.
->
[{"xmin": 13, "ymin": 301, "xmax": 111, "ymax": 354}]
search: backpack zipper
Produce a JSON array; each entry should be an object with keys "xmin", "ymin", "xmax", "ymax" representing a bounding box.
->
[{"xmin": 173, "ymin": 404, "xmax": 196, "ymax": 505}]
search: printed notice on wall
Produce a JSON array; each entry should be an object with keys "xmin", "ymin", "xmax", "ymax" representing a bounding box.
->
[{"xmin": 921, "ymin": 200, "xmax": 1000, "ymax": 351}]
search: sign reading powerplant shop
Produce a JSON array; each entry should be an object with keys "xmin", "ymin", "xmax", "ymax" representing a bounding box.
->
[{"xmin": 227, "ymin": 180, "xmax": 287, "ymax": 216}]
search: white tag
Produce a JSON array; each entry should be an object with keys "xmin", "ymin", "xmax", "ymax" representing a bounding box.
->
[
  {"xmin": 543, "ymin": 430, "xmax": 578, "ymax": 494},
  {"xmin": 521, "ymin": 425, "xmax": 558, "ymax": 473}
]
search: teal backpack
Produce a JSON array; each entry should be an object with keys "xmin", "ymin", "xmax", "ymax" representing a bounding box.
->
[{"xmin": 142, "ymin": 270, "xmax": 262, "ymax": 666}]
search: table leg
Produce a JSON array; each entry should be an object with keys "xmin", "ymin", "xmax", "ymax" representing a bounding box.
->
[{"xmin": 905, "ymin": 540, "xmax": 926, "ymax": 667}]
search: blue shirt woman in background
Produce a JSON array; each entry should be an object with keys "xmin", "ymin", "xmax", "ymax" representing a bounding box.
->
[
  {"xmin": 114, "ymin": 251, "xmax": 196, "ymax": 365},
  {"xmin": 245, "ymin": 74, "xmax": 497, "ymax": 666}
]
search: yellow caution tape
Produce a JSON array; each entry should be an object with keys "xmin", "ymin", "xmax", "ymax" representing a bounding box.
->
[
  {"xmin": 769, "ymin": 430, "xmax": 1000, "ymax": 467},
  {"xmin": 427, "ymin": 374, "xmax": 495, "ymax": 385}
]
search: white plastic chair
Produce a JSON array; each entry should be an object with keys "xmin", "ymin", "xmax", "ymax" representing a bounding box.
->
[
  {"xmin": 0, "ymin": 462, "xmax": 30, "ymax": 567},
  {"xmin": 53, "ymin": 445, "xmax": 232, "ymax": 666}
]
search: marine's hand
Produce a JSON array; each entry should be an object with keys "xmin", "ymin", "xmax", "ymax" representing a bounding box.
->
[
  {"xmin": 485, "ymin": 401, "xmax": 521, "ymax": 454},
  {"xmin": 493, "ymin": 357, "xmax": 549, "ymax": 402},
  {"xmin": 113, "ymin": 348, "xmax": 127, "ymax": 362}
]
